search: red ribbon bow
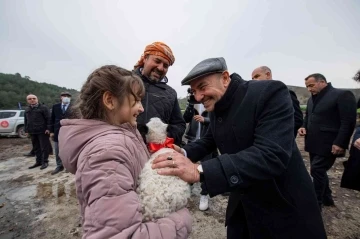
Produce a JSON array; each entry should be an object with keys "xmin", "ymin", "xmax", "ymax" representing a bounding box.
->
[{"xmin": 148, "ymin": 137, "xmax": 175, "ymax": 153}]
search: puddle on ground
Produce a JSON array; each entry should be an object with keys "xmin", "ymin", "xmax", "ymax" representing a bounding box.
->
[
  {"xmin": 0, "ymin": 157, "xmax": 24, "ymax": 172},
  {"xmin": 7, "ymin": 185, "xmax": 37, "ymax": 201}
]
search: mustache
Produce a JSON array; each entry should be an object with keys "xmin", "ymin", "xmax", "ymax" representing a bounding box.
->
[{"xmin": 152, "ymin": 69, "xmax": 164, "ymax": 75}]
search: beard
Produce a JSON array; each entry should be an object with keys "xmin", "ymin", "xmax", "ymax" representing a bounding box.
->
[{"xmin": 149, "ymin": 69, "xmax": 165, "ymax": 82}]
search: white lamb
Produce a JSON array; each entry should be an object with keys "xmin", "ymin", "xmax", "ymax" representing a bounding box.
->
[{"xmin": 137, "ymin": 117, "xmax": 191, "ymax": 222}]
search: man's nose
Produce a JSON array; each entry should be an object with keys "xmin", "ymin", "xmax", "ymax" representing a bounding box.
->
[
  {"xmin": 194, "ymin": 93, "xmax": 203, "ymax": 102},
  {"xmin": 157, "ymin": 63, "xmax": 164, "ymax": 72}
]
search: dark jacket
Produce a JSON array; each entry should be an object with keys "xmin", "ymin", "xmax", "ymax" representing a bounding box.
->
[
  {"xmin": 183, "ymin": 73, "xmax": 326, "ymax": 239},
  {"xmin": 134, "ymin": 68, "xmax": 186, "ymax": 145},
  {"xmin": 303, "ymin": 83, "xmax": 357, "ymax": 157},
  {"xmin": 353, "ymin": 127, "xmax": 360, "ymax": 143},
  {"xmin": 289, "ymin": 90, "xmax": 303, "ymax": 137},
  {"xmin": 183, "ymin": 104, "xmax": 199, "ymax": 141},
  {"xmin": 200, "ymin": 110, "xmax": 211, "ymax": 137},
  {"xmin": 199, "ymin": 110, "xmax": 218, "ymax": 161},
  {"xmin": 340, "ymin": 125, "xmax": 360, "ymax": 191},
  {"xmin": 50, "ymin": 103, "xmax": 72, "ymax": 142},
  {"xmin": 24, "ymin": 104, "xmax": 51, "ymax": 134}
]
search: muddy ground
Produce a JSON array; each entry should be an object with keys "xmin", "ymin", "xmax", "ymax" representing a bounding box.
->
[{"xmin": 0, "ymin": 137, "xmax": 359, "ymax": 239}]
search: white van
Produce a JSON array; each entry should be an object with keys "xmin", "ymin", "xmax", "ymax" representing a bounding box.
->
[{"xmin": 0, "ymin": 110, "xmax": 26, "ymax": 138}]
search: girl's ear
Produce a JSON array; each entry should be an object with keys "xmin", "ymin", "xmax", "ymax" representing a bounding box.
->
[{"xmin": 103, "ymin": 91, "xmax": 116, "ymax": 110}]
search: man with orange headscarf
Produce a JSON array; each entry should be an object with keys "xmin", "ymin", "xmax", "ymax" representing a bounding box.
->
[{"xmin": 134, "ymin": 42, "xmax": 186, "ymax": 145}]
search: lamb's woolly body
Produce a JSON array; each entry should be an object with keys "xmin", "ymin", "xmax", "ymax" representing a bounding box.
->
[{"xmin": 137, "ymin": 118, "xmax": 191, "ymax": 222}]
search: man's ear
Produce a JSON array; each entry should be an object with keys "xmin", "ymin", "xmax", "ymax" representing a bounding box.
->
[
  {"xmin": 221, "ymin": 71, "xmax": 231, "ymax": 87},
  {"xmin": 266, "ymin": 71, "xmax": 271, "ymax": 79}
]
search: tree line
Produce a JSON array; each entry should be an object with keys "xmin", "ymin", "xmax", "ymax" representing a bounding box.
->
[
  {"xmin": 0, "ymin": 73, "xmax": 78, "ymax": 110},
  {"xmin": 0, "ymin": 72, "xmax": 191, "ymax": 111}
]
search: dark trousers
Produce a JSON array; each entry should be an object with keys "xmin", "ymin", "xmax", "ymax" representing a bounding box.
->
[
  {"xmin": 30, "ymin": 134, "xmax": 50, "ymax": 164},
  {"xmin": 54, "ymin": 141, "xmax": 63, "ymax": 167},
  {"xmin": 30, "ymin": 140, "xmax": 53, "ymax": 155},
  {"xmin": 309, "ymin": 153, "xmax": 336, "ymax": 207}
]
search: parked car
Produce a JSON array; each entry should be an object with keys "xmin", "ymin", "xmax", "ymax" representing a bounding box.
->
[{"xmin": 0, "ymin": 110, "xmax": 26, "ymax": 138}]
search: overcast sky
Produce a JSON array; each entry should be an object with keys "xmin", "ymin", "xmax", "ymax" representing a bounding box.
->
[{"xmin": 1, "ymin": 0, "xmax": 359, "ymax": 97}]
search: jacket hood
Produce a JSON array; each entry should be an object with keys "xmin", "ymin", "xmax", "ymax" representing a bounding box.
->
[{"xmin": 58, "ymin": 119, "xmax": 138, "ymax": 174}]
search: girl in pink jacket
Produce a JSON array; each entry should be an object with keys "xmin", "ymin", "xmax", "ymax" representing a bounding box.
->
[{"xmin": 59, "ymin": 65, "xmax": 192, "ymax": 239}]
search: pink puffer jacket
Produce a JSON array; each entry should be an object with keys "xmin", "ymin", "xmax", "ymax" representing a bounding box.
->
[{"xmin": 59, "ymin": 119, "xmax": 192, "ymax": 239}]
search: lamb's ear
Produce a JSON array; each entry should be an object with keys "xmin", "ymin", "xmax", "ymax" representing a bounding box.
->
[
  {"xmin": 165, "ymin": 124, "xmax": 171, "ymax": 133},
  {"xmin": 137, "ymin": 124, "xmax": 148, "ymax": 134}
]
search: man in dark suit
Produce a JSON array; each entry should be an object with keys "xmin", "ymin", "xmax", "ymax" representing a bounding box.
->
[
  {"xmin": 152, "ymin": 58, "xmax": 326, "ymax": 239},
  {"xmin": 50, "ymin": 92, "xmax": 72, "ymax": 175},
  {"xmin": 252, "ymin": 66, "xmax": 303, "ymax": 137},
  {"xmin": 25, "ymin": 94, "xmax": 51, "ymax": 170},
  {"xmin": 298, "ymin": 73, "xmax": 357, "ymax": 208}
]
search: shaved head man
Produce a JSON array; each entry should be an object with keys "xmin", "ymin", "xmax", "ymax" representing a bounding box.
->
[
  {"xmin": 251, "ymin": 66, "xmax": 303, "ymax": 137},
  {"xmin": 25, "ymin": 94, "xmax": 51, "ymax": 170},
  {"xmin": 26, "ymin": 94, "xmax": 38, "ymax": 105},
  {"xmin": 251, "ymin": 66, "xmax": 272, "ymax": 80}
]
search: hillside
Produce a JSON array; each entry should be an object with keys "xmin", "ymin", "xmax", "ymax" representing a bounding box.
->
[
  {"xmin": 288, "ymin": 85, "xmax": 360, "ymax": 105},
  {"xmin": 2, "ymin": 72, "xmax": 359, "ymax": 110},
  {"xmin": 0, "ymin": 73, "xmax": 79, "ymax": 109}
]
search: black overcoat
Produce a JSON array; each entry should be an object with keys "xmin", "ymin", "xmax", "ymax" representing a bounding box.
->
[
  {"xmin": 303, "ymin": 84, "xmax": 357, "ymax": 157},
  {"xmin": 183, "ymin": 73, "xmax": 326, "ymax": 239}
]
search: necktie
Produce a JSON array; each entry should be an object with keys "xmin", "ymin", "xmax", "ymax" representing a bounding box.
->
[{"xmin": 62, "ymin": 105, "xmax": 66, "ymax": 114}]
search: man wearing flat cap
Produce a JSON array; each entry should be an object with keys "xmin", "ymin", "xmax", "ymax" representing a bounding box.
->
[
  {"xmin": 152, "ymin": 57, "xmax": 326, "ymax": 238},
  {"xmin": 134, "ymin": 42, "xmax": 186, "ymax": 145},
  {"xmin": 50, "ymin": 91, "xmax": 72, "ymax": 175}
]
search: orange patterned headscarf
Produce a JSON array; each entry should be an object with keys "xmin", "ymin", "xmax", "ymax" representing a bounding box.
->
[{"xmin": 134, "ymin": 42, "xmax": 175, "ymax": 69}]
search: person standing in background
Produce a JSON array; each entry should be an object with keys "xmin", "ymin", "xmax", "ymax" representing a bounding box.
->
[
  {"xmin": 25, "ymin": 94, "xmax": 51, "ymax": 170},
  {"xmin": 252, "ymin": 66, "xmax": 303, "ymax": 137},
  {"xmin": 298, "ymin": 73, "xmax": 357, "ymax": 208},
  {"xmin": 50, "ymin": 92, "xmax": 72, "ymax": 175}
]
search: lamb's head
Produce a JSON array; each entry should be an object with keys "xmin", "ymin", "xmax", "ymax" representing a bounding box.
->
[{"xmin": 145, "ymin": 117, "xmax": 168, "ymax": 144}]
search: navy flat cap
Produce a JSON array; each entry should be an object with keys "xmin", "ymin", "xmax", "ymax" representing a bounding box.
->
[
  {"xmin": 60, "ymin": 91, "xmax": 72, "ymax": 97},
  {"xmin": 181, "ymin": 57, "xmax": 227, "ymax": 85}
]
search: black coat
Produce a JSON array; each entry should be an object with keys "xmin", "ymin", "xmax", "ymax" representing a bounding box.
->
[
  {"xmin": 24, "ymin": 104, "xmax": 51, "ymax": 134},
  {"xmin": 289, "ymin": 90, "xmax": 303, "ymax": 137},
  {"xmin": 134, "ymin": 68, "xmax": 186, "ymax": 145},
  {"xmin": 200, "ymin": 110, "xmax": 211, "ymax": 138},
  {"xmin": 183, "ymin": 104, "xmax": 199, "ymax": 141},
  {"xmin": 199, "ymin": 110, "xmax": 219, "ymax": 161},
  {"xmin": 303, "ymin": 83, "xmax": 357, "ymax": 157},
  {"xmin": 50, "ymin": 103, "xmax": 71, "ymax": 142},
  {"xmin": 341, "ymin": 127, "xmax": 360, "ymax": 191},
  {"xmin": 183, "ymin": 73, "xmax": 326, "ymax": 239}
]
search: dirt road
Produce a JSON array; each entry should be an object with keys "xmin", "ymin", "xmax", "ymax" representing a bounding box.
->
[{"xmin": 0, "ymin": 137, "xmax": 359, "ymax": 239}]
